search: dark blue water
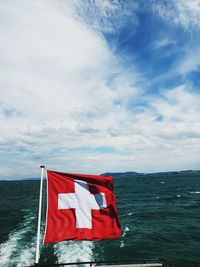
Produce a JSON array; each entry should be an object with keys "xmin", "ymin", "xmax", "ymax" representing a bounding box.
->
[{"xmin": 0, "ymin": 174, "xmax": 200, "ymax": 267}]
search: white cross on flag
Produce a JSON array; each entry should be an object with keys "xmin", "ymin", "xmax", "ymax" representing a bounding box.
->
[{"xmin": 44, "ymin": 170, "xmax": 121, "ymax": 243}]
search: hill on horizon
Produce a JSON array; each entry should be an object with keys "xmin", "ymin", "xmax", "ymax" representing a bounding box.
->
[{"xmin": 102, "ymin": 170, "xmax": 200, "ymax": 178}]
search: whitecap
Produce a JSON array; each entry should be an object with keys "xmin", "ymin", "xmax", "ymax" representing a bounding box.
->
[
  {"xmin": 127, "ymin": 212, "xmax": 134, "ymax": 216},
  {"xmin": 122, "ymin": 226, "xmax": 130, "ymax": 237},
  {"xmin": 177, "ymin": 195, "xmax": 181, "ymax": 198},
  {"xmin": 120, "ymin": 241, "xmax": 125, "ymax": 248},
  {"xmin": 160, "ymin": 182, "xmax": 165, "ymax": 184},
  {"xmin": 54, "ymin": 240, "xmax": 94, "ymax": 265},
  {"xmin": 0, "ymin": 212, "xmax": 36, "ymax": 267},
  {"xmin": 17, "ymin": 246, "xmax": 35, "ymax": 267},
  {"xmin": 190, "ymin": 191, "xmax": 200, "ymax": 194},
  {"xmin": 125, "ymin": 226, "xmax": 130, "ymax": 232}
]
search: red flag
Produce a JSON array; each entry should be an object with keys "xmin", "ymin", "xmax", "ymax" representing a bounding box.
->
[{"xmin": 44, "ymin": 170, "xmax": 121, "ymax": 243}]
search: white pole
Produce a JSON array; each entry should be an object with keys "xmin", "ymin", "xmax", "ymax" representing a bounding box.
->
[{"xmin": 35, "ymin": 165, "xmax": 45, "ymax": 265}]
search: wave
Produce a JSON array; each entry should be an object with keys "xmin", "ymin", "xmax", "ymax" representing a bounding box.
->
[
  {"xmin": 0, "ymin": 212, "xmax": 36, "ymax": 267},
  {"xmin": 0, "ymin": 209, "xmax": 94, "ymax": 267},
  {"xmin": 54, "ymin": 240, "xmax": 94, "ymax": 265},
  {"xmin": 120, "ymin": 240, "xmax": 125, "ymax": 248},
  {"xmin": 122, "ymin": 226, "xmax": 130, "ymax": 237},
  {"xmin": 184, "ymin": 201, "xmax": 200, "ymax": 209},
  {"xmin": 157, "ymin": 194, "xmax": 188, "ymax": 201},
  {"xmin": 190, "ymin": 191, "xmax": 200, "ymax": 194}
]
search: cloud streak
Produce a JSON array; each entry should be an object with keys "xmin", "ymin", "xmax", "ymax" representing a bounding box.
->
[{"xmin": 149, "ymin": 0, "xmax": 200, "ymax": 30}]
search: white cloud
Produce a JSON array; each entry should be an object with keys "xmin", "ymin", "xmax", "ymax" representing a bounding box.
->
[
  {"xmin": 73, "ymin": 0, "xmax": 139, "ymax": 33},
  {"xmin": 0, "ymin": 1, "xmax": 113, "ymax": 126},
  {"xmin": 151, "ymin": 85, "xmax": 200, "ymax": 122},
  {"xmin": 151, "ymin": 0, "xmax": 200, "ymax": 30},
  {"xmin": 174, "ymin": 50, "xmax": 200, "ymax": 75},
  {"xmin": 0, "ymin": 0, "xmax": 140, "ymax": 178},
  {"xmin": 151, "ymin": 37, "xmax": 177, "ymax": 50},
  {"xmin": 1, "ymin": 0, "xmax": 200, "ymax": 179}
]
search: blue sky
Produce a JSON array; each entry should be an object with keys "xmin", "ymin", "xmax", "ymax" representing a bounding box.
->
[{"xmin": 1, "ymin": 0, "xmax": 200, "ymax": 179}]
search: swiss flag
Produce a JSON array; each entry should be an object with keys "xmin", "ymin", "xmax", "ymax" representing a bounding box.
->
[{"xmin": 43, "ymin": 170, "xmax": 121, "ymax": 243}]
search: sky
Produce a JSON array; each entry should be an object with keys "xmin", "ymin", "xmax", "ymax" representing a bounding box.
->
[{"xmin": 1, "ymin": 0, "xmax": 200, "ymax": 179}]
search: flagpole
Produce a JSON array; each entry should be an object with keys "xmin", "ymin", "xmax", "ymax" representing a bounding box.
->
[{"xmin": 35, "ymin": 165, "xmax": 45, "ymax": 265}]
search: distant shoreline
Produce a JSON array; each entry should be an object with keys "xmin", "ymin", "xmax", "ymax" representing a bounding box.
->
[
  {"xmin": 0, "ymin": 169, "xmax": 200, "ymax": 181},
  {"xmin": 102, "ymin": 170, "xmax": 200, "ymax": 178}
]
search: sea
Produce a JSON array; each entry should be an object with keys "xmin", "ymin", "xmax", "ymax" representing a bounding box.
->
[{"xmin": 0, "ymin": 173, "xmax": 200, "ymax": 267}]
